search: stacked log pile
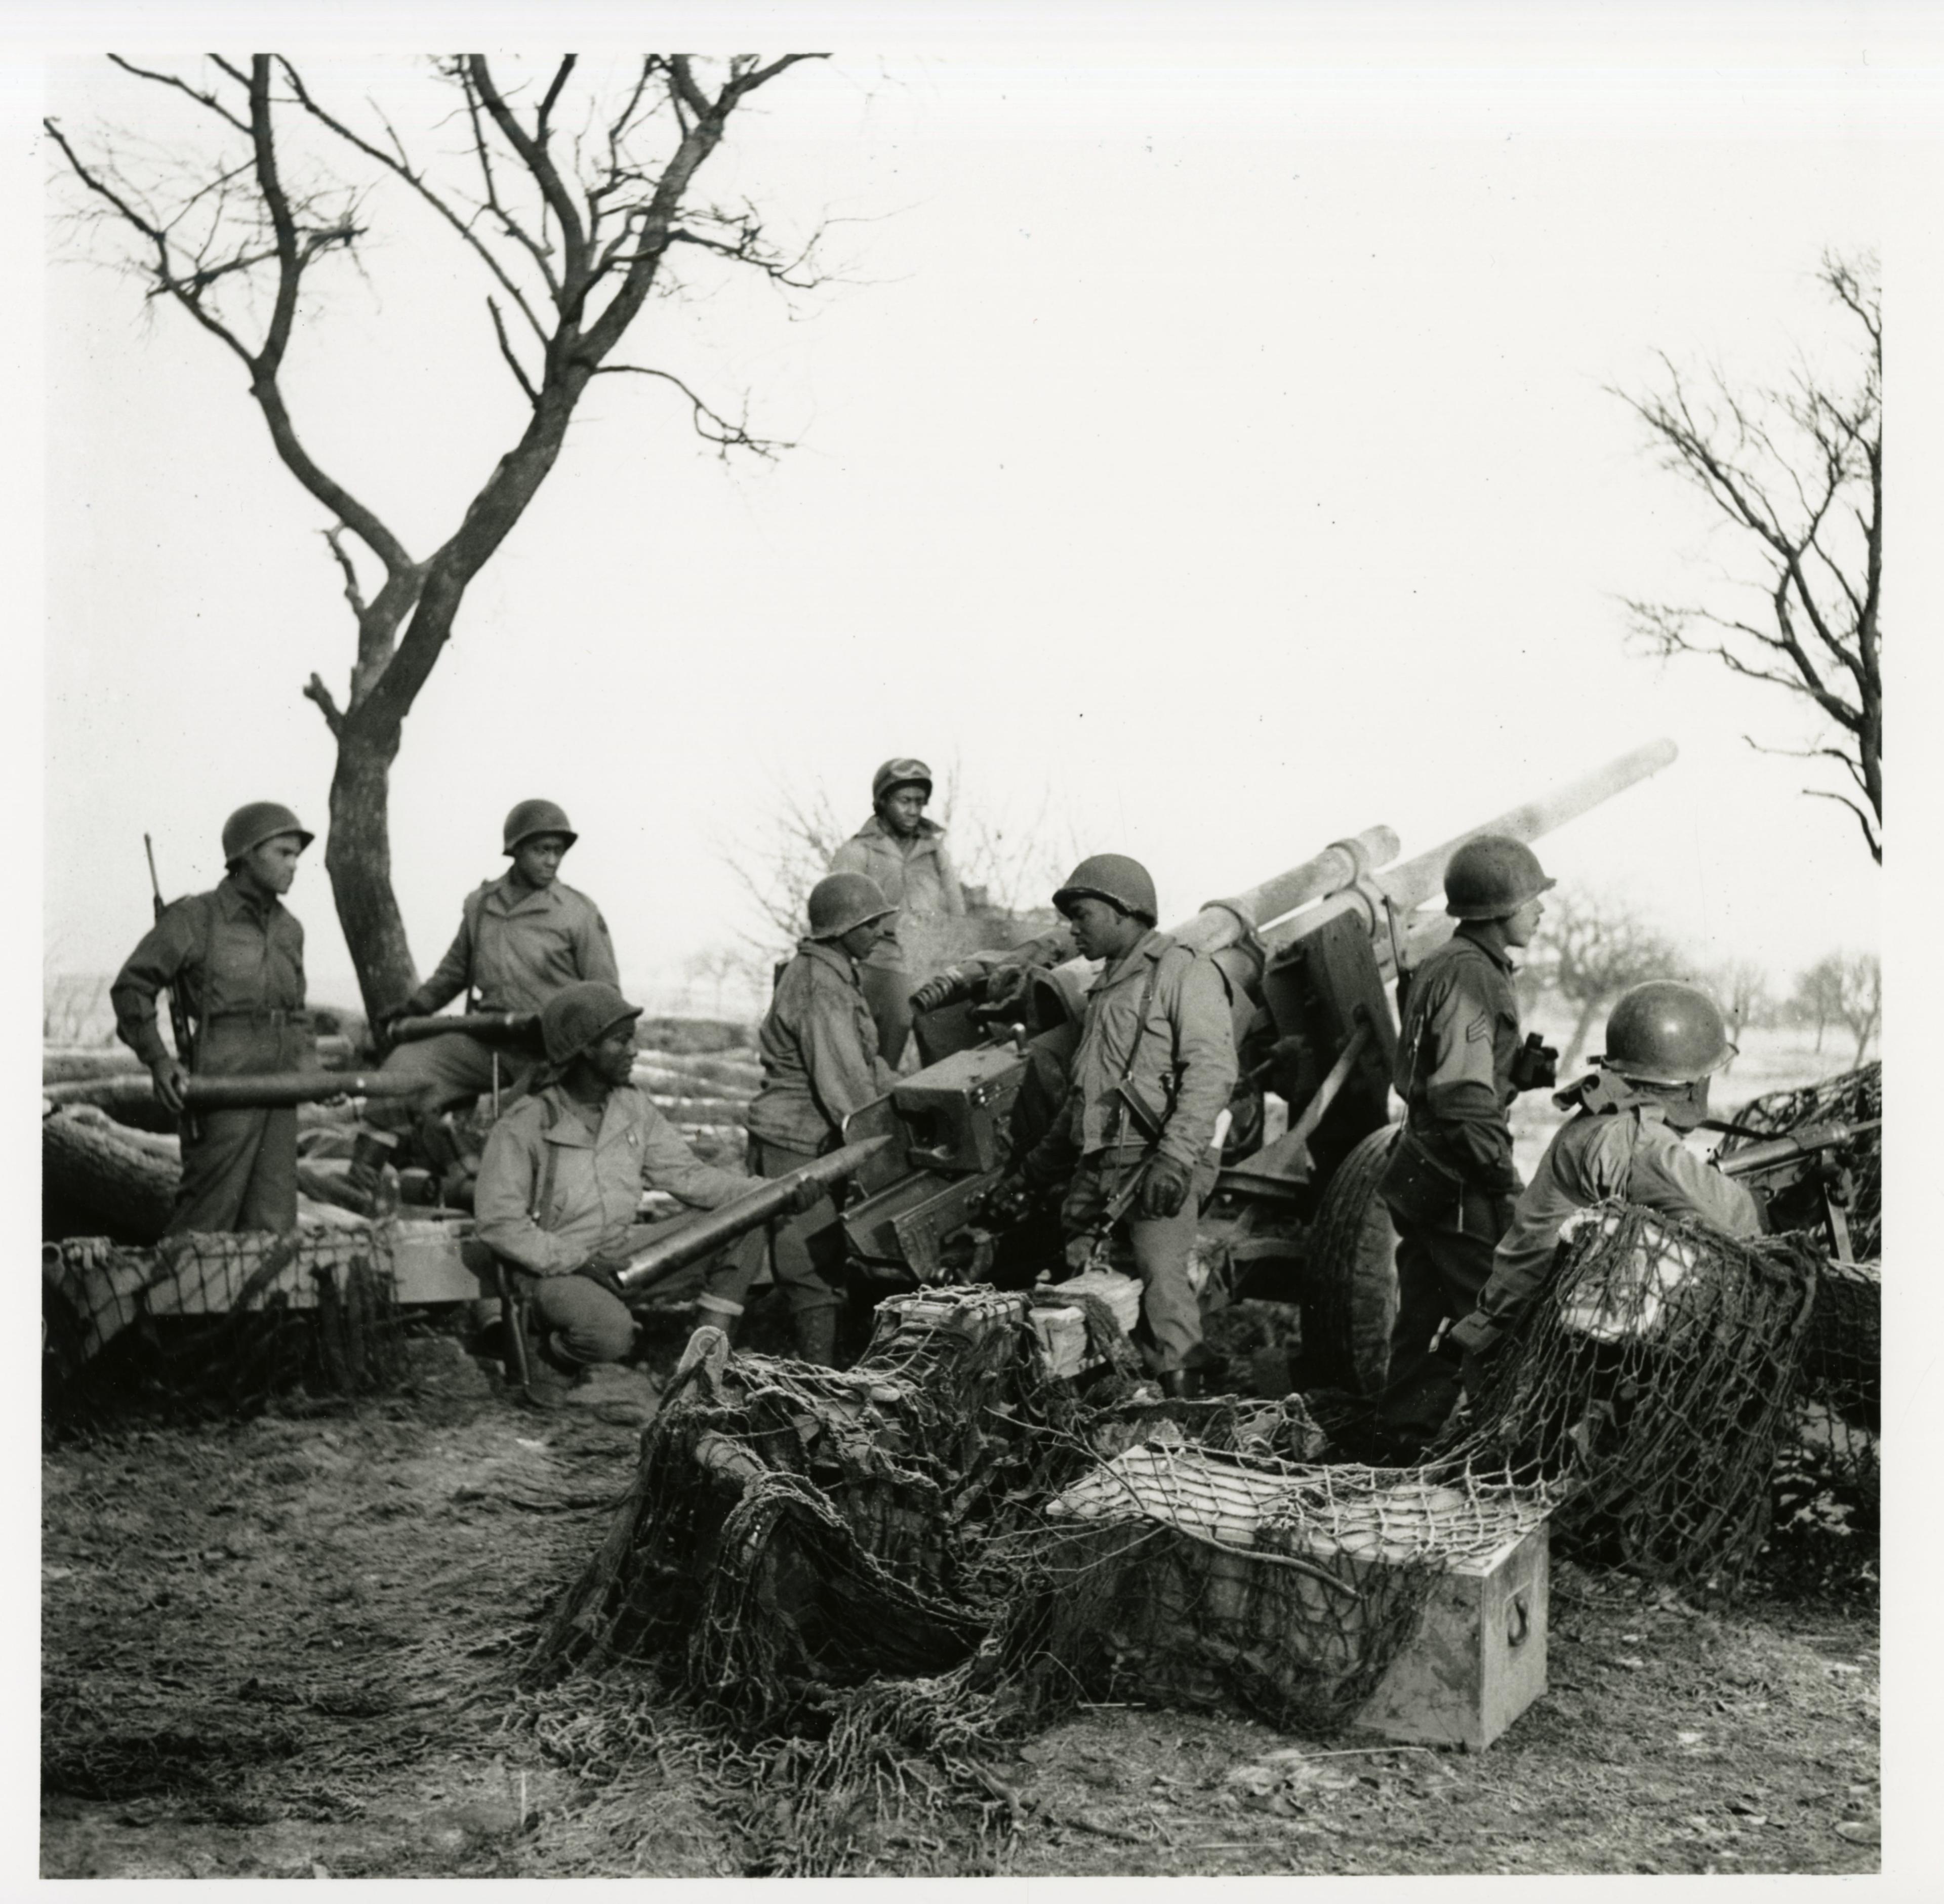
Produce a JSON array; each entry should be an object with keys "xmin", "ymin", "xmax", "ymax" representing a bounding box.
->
[{"xmin": 43, "ymin": 1032, "xmax": 762, "ymax": 1246}]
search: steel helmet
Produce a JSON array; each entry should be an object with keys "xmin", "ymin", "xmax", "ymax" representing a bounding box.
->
[
  {"xmin": 872, "ymin": 757, "xmax": 934, "ymax": 806},
  {"xmin": 540, "ymin": 980, "xmax": 642, "ymax": 1066},
  {"xmin": 1599, "ymin": 981, "xmax": 1736, "ymax": 1085},
  {"xmin": 503, "ymin": 799, "xmax": 579, "ymax": 855},
  {"xmin": 1052, "ymin": 854, "xmax": 1159, "ymax": 926},
  {"xmin": 807, "ymin": 872, "xmax": 896, "ymax": 941},
  {"xmin": 222, "ymin": 802, "xmax": 314, "ymax": 864},
  {"xmin": 1443, "ymin": 835, "xmax": 1556, "ymax": 920}
]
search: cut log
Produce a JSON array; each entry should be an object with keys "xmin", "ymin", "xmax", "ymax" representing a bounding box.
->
[{"xmin": 43, "ymin": 1107, "xmax": 179, "ymax": 1244}]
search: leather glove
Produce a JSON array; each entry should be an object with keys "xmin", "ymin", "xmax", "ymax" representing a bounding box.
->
[
  {"xmin": 1137, "ymin": 1154, "xmax": 1194, "ymax": 1221},
  {"xmin": 150, "ymin": 1057, "xmax": 190, "ymax": 1115},
  {"xmin": 782, "ymin": 1172, "xmax": 825, "ymax": 1216}
]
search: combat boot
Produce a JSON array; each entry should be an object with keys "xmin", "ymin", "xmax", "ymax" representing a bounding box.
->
[
  {"xmin": 344, "ymin": 1130, "xmax": 398, "ymax": 1218},
  {"xmin": 792, "ymin": 1304, "xmax": 840, "ymax": 1368}
]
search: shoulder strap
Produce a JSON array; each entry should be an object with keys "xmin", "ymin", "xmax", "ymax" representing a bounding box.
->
[{"xmin": 529, "ymin": 1093, "xmax": 563, "ymax": 1226}]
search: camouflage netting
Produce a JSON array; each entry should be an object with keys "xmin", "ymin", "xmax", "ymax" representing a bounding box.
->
[
  {"xmin": 523, "ymin": 1284, "xmax": 1550, "ymax": 1873},
  {"xmin": 44, "ymin": 1224, "xmax": 408, "ymax": 1423},
  {"xmin": 1717, "ymin": 1062, "xmax": 1881, "ymax": 1592},
  {"xmin": 1436, "ymin": 1201, "xmax": 1822, "ymax": 1593}
]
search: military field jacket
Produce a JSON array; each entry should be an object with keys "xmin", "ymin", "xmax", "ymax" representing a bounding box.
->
[
  {"xmin": 1393, "ymin": 927, "xmax": 1523, "ymax": 1196},
  {"xmin": 744, "ymin": 940, "xmax": 898, "ymax": 1153},
  {"xmin": 474, "ymin": 1081, "xmax": 753, "ymax": 1277},
  {"xmin": 1052, "ymin": 929, "xmax": 1239, "ymax": 1172},
  {"xmin": 1450, "ymin": 1086, "xmax": 1762, "ymax": 1351},
  {"xmin": 112, "ymin": 876, "xmax": 310, "ymax": 1071},
  {"xmin": 828, "ymin": 816, "xmax": 965, "ymax": 973},
  {"xmin": 411, "ymin": 873, "xmax": 618, "ymax": 1017}
]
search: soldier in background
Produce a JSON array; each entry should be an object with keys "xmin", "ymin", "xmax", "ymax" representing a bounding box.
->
[
  {"xmin": 1374, "ymin": 835, "xmax": 1557, "ymax": 1456},
  {"xmin": 1013, "ymin": 855, "xmax": 1239, "ymax": 1397},
  {"xmin": 695, "ymin": 872, "xmax": 899, "ymax": 1365},
  {"xmin": 346, "ymin": 799, "xmax": 617, "ymax": 1211},
  {"xmin": 1445, "ymin": 980, "xmax": 1762, "ymax": 1365},
  {"xmin": 828, "ymin": 757, "xmax": 965, "ymax": 1066},
  {"xmin": 111, "ymin": 802, "xmax": 318, "ymax": 1234}
]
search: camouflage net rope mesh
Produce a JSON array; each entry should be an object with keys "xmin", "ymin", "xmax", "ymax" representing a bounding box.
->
[
  {"xmin": 1433, "ymin": 1201, "xmax": 1821, "ymax": 1594},
  {"xmin": 43, "ymin": 1224, "xmax": 409, "ymax": 1423},
  {"xmin": 520, "ymin": 1285, "xmax": 1550, "ymax": 1874},
  {"xmin": 1718, "ymin": 1062, "xmax": 1881, "ymax": 1591}
]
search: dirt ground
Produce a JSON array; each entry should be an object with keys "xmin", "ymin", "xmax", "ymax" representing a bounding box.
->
[{"xmin": 41, "ymin": 1341, "xmax": 1879, "ymax": 1880}]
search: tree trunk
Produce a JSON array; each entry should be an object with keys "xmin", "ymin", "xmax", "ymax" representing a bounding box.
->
[
  {"xmin": 325, "ymin": 726, "xmax": 420, "ymax": 1023},
  {"xmin": 1560, "ymin": 995, "xmax": 1605, "ymax": 1072}
]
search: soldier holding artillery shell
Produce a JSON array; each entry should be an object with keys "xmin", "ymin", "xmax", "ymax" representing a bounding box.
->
[{"xmin": 111, "ymin": 802, "xmax": 319, "ymax": 1235}]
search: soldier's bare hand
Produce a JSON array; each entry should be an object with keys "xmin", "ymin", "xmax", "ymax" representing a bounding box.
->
[{"xmin": 151, "ymin": 1058, "xmax": 189, "ymax": 1114}]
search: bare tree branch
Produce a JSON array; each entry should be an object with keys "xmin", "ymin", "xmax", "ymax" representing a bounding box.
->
[
  {"xmin": 301, "ymin": 671, "xmax": 346, "ymax": 737},
  {"xmin": 104, "ymin": 54, "xmax": 251, "ymax": 132}
]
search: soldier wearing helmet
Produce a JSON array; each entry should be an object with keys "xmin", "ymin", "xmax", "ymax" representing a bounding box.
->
[
  {"xmin": 827, "ymin": 757, "xmax": 966, "ymax": 1066},
  {"xmin": 1373, "ymin": 834, "xmax": 1557, "ymax": 1454},
  {"xmin": 1009, "ymin": 854, "xmax": 1239, "ymax": 1396},
  {"xmin": 110, "ymin": 802, "xmax": 318, "ymax": 1233},
  {"xmin": 346, "ymin": 799, "xmax": 619, "ymax": 1211},
  {"xmin": 694, "ymin": 873, "xmax": 901, "ymax": 1364},
  {"xmin": 1446, "ymin": 981, "xmax": 1763, "ymax": 1362},
  {"xmin": 473, "ymin": 981, "xmax": 771, "ymax": 1389}
]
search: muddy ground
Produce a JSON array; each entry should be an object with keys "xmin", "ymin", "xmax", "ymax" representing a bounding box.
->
[{"xmin": 41, "ymin": 1329, "xmax": 1879, "ymax": 1881}]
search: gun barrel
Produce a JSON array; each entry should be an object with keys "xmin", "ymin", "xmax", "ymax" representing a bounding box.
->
[
  {"xmin": 1717, "ymin": 1118, "xmax": 1880, "ymax": 1180},
  {"xmin": 1268, "ymin": 739, "xmax": 1680, "ymax": 960},
  {"xmin": 388, "ymin": 1011, "xmax": 538, "ymax": 1046},
  {"xmin": 616, "ymin": 1133, "xmax": 895, "ymax": 1292},
  {"xmin": 183, "ymin": 1072, "xmax": 424, "ymax": 1110}
]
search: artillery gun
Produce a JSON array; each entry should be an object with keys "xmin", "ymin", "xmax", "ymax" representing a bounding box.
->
[{"xmin": 614, "ymin": 741, "xmax": 1680, "ymax": 1396}]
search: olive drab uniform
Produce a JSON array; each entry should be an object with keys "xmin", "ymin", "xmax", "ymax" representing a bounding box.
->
[
  {"xmin": 367, "ymin": 873, "xmax": 620, "ymax": 1132},
  {"xmin": 1026, "ymin": 929, "xmax": 1239, "ymax": 1375},
  {"xmin": 698, "ymin": 939, "xmax": 898, "ymax": 1335},
  {"xmin": 1446, "ymin": 1071, "xmax": 1763, "ymax": 1359},
  {"xmin": 1375, "ymin": 925, "xmax": 1524, "ymax": 1446},
  {"xmin": 111, "ymin": 875, "xmax": 316, "ymax": 1234},
  {"xmin": 475, "ymin": 1080, "xmax": 754, "ymax": 1368},
  {"xmin": 828, "ymin": 815, "xmax": 965, "ymax": 1066}
]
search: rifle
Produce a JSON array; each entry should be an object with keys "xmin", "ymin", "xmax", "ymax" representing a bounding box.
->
[
  {"xmin": 144, "ymin": 834, "xmax": 200, "ymax": 1140},
  {"xmin": 1715, "ymin": 1116, "xmax": 1880, "ymax": 1263}
]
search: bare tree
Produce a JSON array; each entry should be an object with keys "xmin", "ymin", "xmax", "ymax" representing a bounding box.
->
[
  {"xmin": 1834, "ymin": 951, "xmax": 1881, "ymax": 1066},
  {"xmin": 47, "ymin": 53, "xmax": 826, "ymax": 1019},
  {"xmin": 1614, "ymin": 252, "xmax": 1882, "ymax": 863},
  {"xmin": 1707, "ymin": 957, "xmax": 1772, "ymax": 1048},
  {"xmin": 1791, "ymin": 952, "xmax": 1846, "ymax": 1052},
  {"xmin": 1527, "ymin": 885, "xmax": 1685, "ymax": 1071}
]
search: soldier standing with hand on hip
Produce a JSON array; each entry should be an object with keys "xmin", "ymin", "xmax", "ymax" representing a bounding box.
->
[
  {"xmin": 111, "ymin": 803, "xmax": 319, "ymax": 1235},
  {"xmin": 1374, "ymin": 835, "xmax": 1558, "ymax": 1457},
  {"xmin": 346, "ymin": 799, "xmax": 618, "ymax": 1210},
  {"xmin": 828, "ymin": 758, "xmax": 966, "ymax": 1066}
]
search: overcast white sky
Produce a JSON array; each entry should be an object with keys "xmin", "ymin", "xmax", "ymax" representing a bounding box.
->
[{"xmin": 31, "ymin": 5, "xmax": 1923, "ymax": 1011}]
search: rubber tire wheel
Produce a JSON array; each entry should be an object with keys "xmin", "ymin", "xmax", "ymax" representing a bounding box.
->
[{"xmin": 1306, "ymin": 1125, "xmax": 1402, "ymax": 1399}]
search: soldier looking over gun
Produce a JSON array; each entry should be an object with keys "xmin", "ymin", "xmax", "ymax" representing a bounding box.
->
[
  {"xmin": 828, "ymin": 757, "xmax": 966, "ymax": 1067},
  {"xmin": 346, "ymin": 799, "xmax": 618, "ymax": 1212},
  {"xmin": 1444, "ymin": 980, "xmax": 1763, "ymax": 1366},
  {"xmin": 111, "ymin": 803, "xmax": 318, "ymax": 1235},
  {"xmin": 1374, "ymin": 835, "xmax": 1559, "ymax": 1458}
]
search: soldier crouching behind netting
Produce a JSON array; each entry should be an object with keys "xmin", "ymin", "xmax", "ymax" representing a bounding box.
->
[
  {"xmin": 473, "ymin": 982, "xmax": 783, "ymax": 1390},
  {"xmin": 1001, "ymin": 855, "xmax": 1239, "ymax": 1398},
  {"xmin": 110, "ymin": 803, "xmax": 318, "ymax": 1235},
  {"xmin": 1442, "ymin": 981, "xmax": 1764, "ymax": 1381},
  {"xmin": 345, "ymin": 799, "xmax": 618, "ymax": 1212},
  {"xmin": 692, "ymin": 873, "xmax": 900, "ymax": 1366}
]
